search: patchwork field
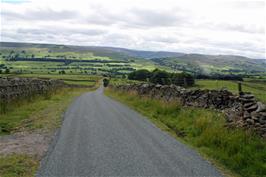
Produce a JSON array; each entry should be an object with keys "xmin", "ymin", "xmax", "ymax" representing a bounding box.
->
[
  {"xmin": 1, "ymin": 42, "xmax": 266, "ymax": 78},
  {"xmin": 0, "ymin": 45, "xmax": 159, "ymax": 76},
  {"xmin": 0, "ymin": 42, "xmax": 266, "ymax": 177}
]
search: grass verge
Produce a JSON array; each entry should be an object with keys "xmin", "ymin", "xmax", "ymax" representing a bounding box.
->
[
  {"xmin": 0, "ymin": 87, "xmax": 94, "ymax": 135},
  {"xmin": 105, "ymin": 88, "xmax": 266, "ymax": 177},
  {"xmin": 0, "ymin": 86, "xmax": 96, "ymax": 177},
  {"xmin": 0, "ymin": 155, "xmax": 39, "ymax": 177}
]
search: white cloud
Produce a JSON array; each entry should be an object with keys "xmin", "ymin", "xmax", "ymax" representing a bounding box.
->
[{"xmin": 0, "ymin": 0, "xmax": 265, "ymax": 58}]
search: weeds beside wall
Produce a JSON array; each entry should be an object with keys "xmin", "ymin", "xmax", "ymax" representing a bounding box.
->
[
  {"xmin": 0, "ymin": 77, "xmax": 64, "ymax": 113},
  {"xmin": 106, "ymin": 87, "xmax": 266, "ymax": 177},
  {"xmin": 112, "ymin": 83, "xmax": 266, "ymax": 137}
]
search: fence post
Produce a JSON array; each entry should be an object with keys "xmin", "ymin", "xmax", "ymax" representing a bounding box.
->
[
  {"xmin": 183, "ymin": 78, "xmax": 187, "ymax": 87},
  {"xmin": 238, "ymin": 82, "xmax": 243, "ymax": 95}
]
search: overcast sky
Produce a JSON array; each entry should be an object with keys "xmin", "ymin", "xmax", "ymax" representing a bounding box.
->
[{"xmin": 0, "ymin": 0, "xmax": 265, "ymax": 58}]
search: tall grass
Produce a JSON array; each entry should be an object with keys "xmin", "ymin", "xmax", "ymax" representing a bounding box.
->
[
  {"xmin": 0, "ymin": 87, "xmax": 93, "ymax": 135},
  {"xmin": 0, "ymin": 88, "xmax": 55, "ymax": 114},
  {"xmin": 106, "ymin": 88, "xmax": 266, "ymax": 177}
]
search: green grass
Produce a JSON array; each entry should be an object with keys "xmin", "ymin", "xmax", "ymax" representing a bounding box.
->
[
  {"xmin": 109, "ymin": 78, "xmax": 146, "ymax": 86},
  {"xmin": 0, "ymin": 75, "xmax": 99, "ymax": 176},
  {"xmin": 0, "ymin": 87, "xmax": 96, "ymax": 135},
  {"xmin": 3, "ymin": 74, "xmax": 100, "ymax": 87},
  {"xmin": 105, "ymin": 88, "xmax": 266, "ymax": 177},
  {"xmin": 195, "ymin": 79, "xmax": 266, "ymax": 103},
  {"xmin": 0, "ymin": 47, "xmax": 159, "ymax": 75},
  {"xmin": 63, "ymin": 80, "xmax": 96, "ymax": 86},
  {"xmin": 0, "ymin": 154, "xmax": 39, "ymax": 177}
]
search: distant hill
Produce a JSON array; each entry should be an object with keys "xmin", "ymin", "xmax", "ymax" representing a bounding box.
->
[
  {"xmin": 0, "ymin": 42, "xmax": 185, "ymax": 60},
  {"xmin": 151, "ymin": 54, "xmax": 266, "ymax": 74},
  {"xmin": 1, "ymin": 41, "xmax": 265, "ymax": 75}
]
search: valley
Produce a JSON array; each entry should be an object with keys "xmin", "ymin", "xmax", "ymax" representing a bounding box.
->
[
  {"xmin": 0, "ymin": 42, "xmax": 265, "ymax": 177},
  {"xmin": 1, "ymin": 42, "xmax": 266, "ymax": 78}
]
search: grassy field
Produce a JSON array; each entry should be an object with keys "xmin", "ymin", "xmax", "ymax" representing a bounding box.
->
[
  {"xmin": 195, "ymin": 79, "xmax": 266, "ymax": 103},
  {"xmin": 0, "ymin": 47, "xmax": 158, "ymax": 76},
  {"xmin": 0, "ymin": 86, "xmax": 97, "ymax": 135},
  {"xmin": 109, "ymin": 78, "xmax": 146, "ymax": 86},
  {"xmin": 105, "ymin": 88, "xmax": 266, "ymax": 177},
  {"xmin": 0, "ymin": 73, "xmax": 101, "ymax": 134},
  {"xmin": 0, "ymin": 72, "xmax": 100, "ymax": 177},
  {"xmin": 1, "ymin": 73, "xmax": 101, "ymax": 87}
]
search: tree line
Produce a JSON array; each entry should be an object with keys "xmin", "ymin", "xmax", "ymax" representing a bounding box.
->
[{"xmin": 128, "ymin": 69, "xmax": 195, "ymax": 86}]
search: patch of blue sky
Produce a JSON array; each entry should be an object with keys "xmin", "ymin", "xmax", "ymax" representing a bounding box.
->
[{"xmin": 1, "ymin": 0, "xmax": 30, "ymax": 4}]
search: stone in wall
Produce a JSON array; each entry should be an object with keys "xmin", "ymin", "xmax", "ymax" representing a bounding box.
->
[{"xmin": 0, "ymin": 77, "xmax": 64, "ymax": 105}]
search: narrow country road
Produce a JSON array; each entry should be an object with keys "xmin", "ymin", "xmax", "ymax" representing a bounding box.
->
[{"xmin": 37, "ymin": 87, "xmax": 222, "ymax": 177}]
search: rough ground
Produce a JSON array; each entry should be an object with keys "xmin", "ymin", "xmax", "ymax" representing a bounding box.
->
[
  {"xmin": 0, "ymin": 131, "xmax": 52, "ymax": 158},
  {"xmin": 36, "ymin": 87, "xmax": 222, "ymax": 177}
]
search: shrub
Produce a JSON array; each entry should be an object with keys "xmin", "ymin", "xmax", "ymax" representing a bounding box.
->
[
  {"xmin": 128, "ymin": 69, "xmax": 151, "ymax": 81},
  {"xmin": 5, "ymin": 68, "xmax": 10, "ymax": 74},
  {"xmin": 103, "ymin": 78, "xmax": 109, "ymax": 87}
]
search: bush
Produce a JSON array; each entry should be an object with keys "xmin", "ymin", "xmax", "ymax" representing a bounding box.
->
[
  {"xmin": 150, "ymin": 69, "xmax": 170, "ymax": 85},
  {"xmin": 5, "ymin": 68, "xmax": 10, "ymax": 74},
  {"xmin": 103, "ymin": 78, "xmax": 109, "ymax": 87},
  {"xmin": 128, "ymin": 69, "xmax": 151, "ymax": 81},
  {"xmin": 59, "ymin": 70, "xmax": 66, "ymax": 74}
]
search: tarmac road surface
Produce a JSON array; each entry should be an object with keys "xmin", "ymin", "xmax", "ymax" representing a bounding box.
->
[{"xmin": 37, "ymin": 86, "xmax": 222, "ymax": 177}]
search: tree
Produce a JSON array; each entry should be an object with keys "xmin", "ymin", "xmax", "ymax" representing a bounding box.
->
[
  {"xmin": 128, "ymin": 68, "xmax": 195, "ymax": 86},
  {"xmin": 5, "ymin": 68, "xmax": 10, "ymax": 74},
  {"xmin": 150, "ymin": 69, "xmax": 170, "ymax": 85},
  {"xmin": 59, "ymin": 70, "xmax": 66, "ymax": 74},
  {"xmin": 128, "ymin": 69, "xmax": 151, "ymax": 81}
]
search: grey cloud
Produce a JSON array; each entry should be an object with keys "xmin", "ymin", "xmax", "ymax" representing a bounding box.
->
[
  {"xmin": 1, "ymin": 1, "xmax": 265, "ymax": 59},
  {"xmin": 218, "ymin": 23, "xmax": 265, "ymax": 34},
  {"xmin": 2, "ymin": 4, "xmax": 188, "ymax": 29},
  {"xmin": 27, "ymin": 8, "xmax": 79, "ymax": 20},
  {"xmin": 84, "ymin": 6, "xmax": 189, "ymax": 29},
  {"xmin": 143, "ymin": 35, "xmax": 180, "ymax": 44},
  {"xmin": 16, "ymin": 27, "xmax": 106, "ymax": 36},
  {"xmin": 127, "ymin": 8, "xmax": 185, "ymax": 27},
  {"xmin": 2, "ymin": 8, "xmax": 79, "ymax": 21},
  {"xmin": 196, "ymin": 21, "xmax": 265, "ymax": 34},
  {"xmin": 85, "ymin": 13, "xmax": 119, "ymax": 26},
  {"xmin": 228, "ymin": 1, "xmax": 265, "ymax": 9}
]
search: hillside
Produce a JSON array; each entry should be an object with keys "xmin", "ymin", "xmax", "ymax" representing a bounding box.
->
[
  {"xmin": 0, "ymin": 42, "xmax": 265, "ymax": 76},
  {"xmin": 151, "ymin": 54, "xmax": 266, "ymax": 75},
  {"xmin": 0, "ymin": 42, "xmax": 159, "ymax": 75},
  {"xmin": 0, "ymin": 42, "xmax": 184, "ymax": 60}
]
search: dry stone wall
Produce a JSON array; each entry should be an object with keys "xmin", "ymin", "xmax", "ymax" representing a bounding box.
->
[
  {"xmin": 112, "ymin": 83, "xmax": 266, "ymax": 137},
  {"xmin": 0, "ymin": 77, "xmax": 64, "ymax": 107}
]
